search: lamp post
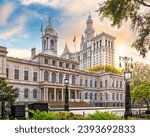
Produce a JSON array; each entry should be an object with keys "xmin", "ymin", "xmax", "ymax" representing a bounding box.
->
[
  {"xmin": 64, "ymin": 76, "xmax": 69, "ymax": 111},
  {"xmin": 119, "ymin": 56, "xmax": 133, "ymax": 119}
]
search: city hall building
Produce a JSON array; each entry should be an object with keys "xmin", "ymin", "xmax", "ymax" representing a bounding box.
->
[{"xmin": 0, "ymin": 14, "xmax": 125, "ymax": 107}]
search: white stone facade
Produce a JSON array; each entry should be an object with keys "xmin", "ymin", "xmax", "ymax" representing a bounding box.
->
[
  {"xmin": 61, "ymin": 14, "xmax": 115, "ymax": 70},
  {"xmin": 0, "ymin": 16, "xmax": 124, "ymax": 107}
]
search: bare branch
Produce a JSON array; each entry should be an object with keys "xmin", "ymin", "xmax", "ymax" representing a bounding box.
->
[{"xmin": 136, "ymin": 0, "xmax": 150, "ymax": 7}]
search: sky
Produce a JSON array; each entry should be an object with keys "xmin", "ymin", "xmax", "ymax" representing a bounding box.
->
[{"xmin": 0, "ymin": 0, "xmax": 149, "ymax": 67}]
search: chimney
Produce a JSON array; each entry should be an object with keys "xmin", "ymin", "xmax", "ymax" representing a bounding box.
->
[{"xmin": 31, "ymin": 48, "xmax": 36, "ymax": 59}]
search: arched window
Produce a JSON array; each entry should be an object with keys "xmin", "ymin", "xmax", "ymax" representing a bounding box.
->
[
  {"xmin": 50, "ymin": 39, "xmax": 54, "ymax": 50},
  {"xmin": 85, "ymin": 92, "xmax": 88, "ymax": 99},
  {"xmin": 90, "ymin": 93, "xmax": 93, "ymax": 100},
  {"xmin": 90, "ymin": 80, "xmax": 92, "ymax": 87},
  {"xmin": 44, "ymin": 71, "xmax": 49, "ymax": 81},
  {"xmin": 120, "ymin": 93, "xmax": 123, "ymax": 100},
  {"xmin": 72, "ymin": 75, "xmax": 76, "ymax": 85},
  {"xmin": 33, "ymin": 89, "xmax": 37, "ymax": 98},
  {"xmin": 24, "ymin": 88, "xmax": 29, "ymax": 98},
  {"xmin": 120, "ymin": 81, "xmax": 122, "ymax": 88},
  {"xmin": 116, "ymin": 93, "xmax": 119, "ymax": 100},
  {"xmin": 112, "ymin": 93, "xmax": 115, "ymax": 100},
  {"xmin": 59, "ymin": 73, "xmax": 63, "ymax": 84},
  {"xmin": 85, "ymin": 79, "xmax": 88, "ymax": 87},
  {"xmin": 100, "ymin": 93, "xmax": 103, "ymax": 101},
  {"xmin": 105, "ymin": 93, "xmax": 108, "ymax": 100},
  {"xmin": 52, "ymin": 72, "xmax": 56, "ymax": 83},
  {"xmin": 95, "ymin": 93, "xmax": 97, "ymax": 100}
]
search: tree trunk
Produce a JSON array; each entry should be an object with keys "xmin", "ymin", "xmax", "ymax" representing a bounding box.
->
[{"xmin": 143, "ymin": 97, "xmax": 150, "ymax": 110}]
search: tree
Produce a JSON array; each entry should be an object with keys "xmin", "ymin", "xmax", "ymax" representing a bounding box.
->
[
  {"xmin": 131, "ymin": 62, "xmax": 150, "ymax": 88},
  {"xmin": 0, "ymin": 78, "xmax": 18, "ymax": 118},
  {"xmin": 97, "ymin": 0, "xmax": 150, "ymax": 57},
  {"xmin": 131, "ymin": 82, "xmax": 150, "ymax": 110},
  {"xmin": 87, "ymin": 65, "xmax": 123, "ymax": 74}
]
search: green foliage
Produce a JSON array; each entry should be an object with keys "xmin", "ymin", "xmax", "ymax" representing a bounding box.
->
[
  {"xmin": 131, "ymin": 82, "xmax": 150, "ymax": 110},
  {"xmin": 97, "ymin": 0, "xmax": 150, "ymax": 57},
  {"xmin": 28, "ymin": 110, "xmax": 85, "ymax": 120},
  {"xmin": 27, "ymin": 110, "xmax": 137, "ymax": 120},
  {"xmin": 87, "ymin": 65, "xmax": 123, "ymax": 74},
  {"xmin": 86, "ymin": 111, "xmax": 123, "ymax": 120},
  {"xmin": 131, "ymin": 62, "xmax": 150, "ymax": 88},
  {"xmin": 0, "ymin": 78, "xmax": 18, "ymax": 105}
]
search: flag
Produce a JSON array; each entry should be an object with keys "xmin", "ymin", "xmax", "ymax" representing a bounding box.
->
[{"xmin": 73, "ymin": 36, "xmax": 76, "ymax": 42}]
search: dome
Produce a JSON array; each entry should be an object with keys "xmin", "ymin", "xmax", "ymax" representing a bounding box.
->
[{"xmin": 44, "ymin": 17, "xmax": 57, "ymax": 35}]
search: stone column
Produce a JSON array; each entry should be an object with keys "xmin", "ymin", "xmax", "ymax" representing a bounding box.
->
[
  {"xmin": 61, "ymin": 89, "xmax": 64, "ymax": 102},
  {"xmin": 54, "ymin": 88, "xmax": 57, "ymax": 102},
  {"xmin": 75, "ymin": 90, "xmax": 77, "ymax": 101}
]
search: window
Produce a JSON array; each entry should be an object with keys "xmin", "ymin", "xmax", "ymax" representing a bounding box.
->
[
  {"xmin": 80, "ymin": 79, "xmax": 82, "ymax": 86},
  {"xmin": 83, "ymin": 52, "xmax": 87, "ymax": 59},
  {"xmin": 95, "ymin": 81, "xmax": 97, "ymax": 88},
  {"xmin": 44, "ymin": 59, "xmax": 48, "ymax": 64},
  {"xmin": 14, "ymin": 69, "xmax": 19, "ymax": 79},
  {"xmin": 72, "ymin": 75, "xmax": 76, "ymax": 85},
  {"xmin": 50, "ymin": 39, "xmax": 54, "ymax": 50},
  {"xmin": 85, "ymin": 80, "xmax": 88, "ymax": 87},
  {"xmin": 112, "ymin": 93, "xmax": 115, "ymax": 100},
  {"xmin": 33, "ymin": 72, "xmax": 37, "ymax": 81},
  {"xmin": 33, "ymin": 89, "xmax": 37, "ymax": 98},
  {"xmin": 99, "ymin": 93, "xmax": 103, "ymax": 101},
  {"xmin": 105, "ymin": 39, "xmax": 107, "ymax": 47},
  {"xmin": 72, "ymin": 64, "xmax": 75, "ymax": 69},
  {"xmin": 105, "ymin": 93, "xmax": 108, "ymax": 100},
  {"xmin": 66, "ymin": 63, "xmax": 69, "ymax": 68},
  {"xmin": 52, "ymin": 72, "xmax": 56, "ymax": 83},
  {"xmin": 78, "ymin": 56, "xmax": 80, "ymax": 62},
  {"xmin": 52, "ymin": 60, "xmax": 56, "ymax": 66},
  {"xmin": 120, "ymin": 93, "xmax": 123, "ymax": 100},
  {"xmin": 59, "ymin": 62, "xmax": 63, "ymax": 67},
  {"xmin": 85, "ymin": 92, "xmax": 88, "ymax": 99},
  {"xmin": 24, "ymin": 89, "xmax": 28, "ymax": 98},
  {"xmin": 59, "ymin": 73, "xmax": 63, "ymax": 84},
  {"xmin": 44, "ymin": 71, "xmax": 49, "ymax": 81},
  {"xmin": 120, "ymin": 81, "xmax": 122, "ymax": 88},
  {"xmin": 116, "ymin": 81, "xmax": 118, "ymax": 88},
  {"xmin": 95, "ymin": 93, "xmax": 97, "ymax": 100},
  {"xmin": 112, "ymin": 81, "xmax": 114, "ymax": 87},
  {"xmin": 105, "ymin": 80, "xmax": 107, "ymax": 87},
  {"xmin": 90, "ymin": 80, "xmax": 93, "ymax": 87},
  {"xmin": 100, "ymin": 81, "xmax": 103, "ymax": 88},
  {"xmin": 6, "ymin": 68, "xmax": 9, "ymax": 78},
  {"xmin": 24, "ymin": 71, "xmax": 28, "ymax": 80},
  {"xmin": 116, "ymin": 93, "xmax": 119, "ymax": 100},
  {"xmin": 90, "ymin": 93, "xmax": 93, "ymax": 99},
  {"xmin": 100, "ymin": 40, "xmax": 102, "ymax": 47}
]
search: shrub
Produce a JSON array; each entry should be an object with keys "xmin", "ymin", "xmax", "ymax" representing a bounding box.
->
[
  {"xmin": 27, "ymin": 110, "xmax": 85, "ymax": 120},
  {"xmin": 86, "ymin": 111, "xmax": 123, "ymax": 120},
  {"xmin": 28, "ymin": 110, "xmax": 59, "ymax": 120}
]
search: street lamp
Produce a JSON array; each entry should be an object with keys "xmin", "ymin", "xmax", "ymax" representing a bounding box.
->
[
  {"xmin": 64, "ymin": 76, "xmax": 69, "ymax": 111},
  {"xmin": 119, "ymin": 56, "xmax": 133, "ymax": 119}
]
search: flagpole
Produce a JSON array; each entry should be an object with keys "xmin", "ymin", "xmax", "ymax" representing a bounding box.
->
[{"xmin": 75, "ymin": 38, "xmax": 76, "ymax": 61}]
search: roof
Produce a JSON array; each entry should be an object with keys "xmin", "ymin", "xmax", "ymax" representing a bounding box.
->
[{"xmin": 62, "ymin": 43, "xmax": 71, "ymax": 55}]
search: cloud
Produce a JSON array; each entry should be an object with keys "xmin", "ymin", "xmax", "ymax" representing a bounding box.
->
[
  {"xmin": 0, "ymin": 2, "xmax": 15, "ymax": 26},
  {"xmin": 0, "ymin": 15, "xmax": 28, "ymax": 40},
  {"xmin": 7, "ymin": 48, "xmax": 30, "ymax": 58}
]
